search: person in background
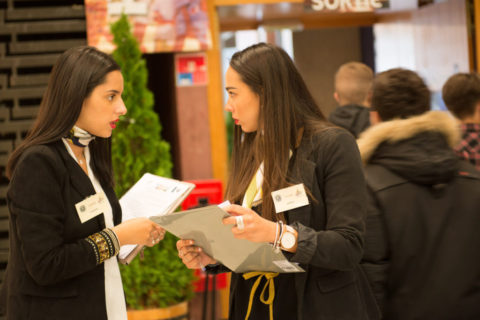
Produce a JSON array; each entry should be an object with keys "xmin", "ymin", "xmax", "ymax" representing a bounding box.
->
[
  {"xmin": 442, "ymin": 72, "xmax": 480, "ymax": 170},
  {"xmin": 177, "ymin": 43, "xmax": 380, "ymax": 320},
  {"xmin": 358, "ymin": 68, "xmax": 480, "ymax": 320},
  {"xmin": 328, "ymin": 61, "xmax": 374, "ymax": 138},
  {"xmin": 1, "ymin": 46, "xmax": 165, "ymax": 320}
]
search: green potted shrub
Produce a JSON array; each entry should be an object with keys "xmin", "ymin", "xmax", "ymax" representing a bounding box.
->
[{"xmin": 110, "ymin": 14, "xmax": 195, "ymax": 319}]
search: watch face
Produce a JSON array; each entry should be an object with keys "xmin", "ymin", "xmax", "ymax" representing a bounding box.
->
[{"xmin": 281, "ymin": 232, "xmax": 296, "ymax": 249}]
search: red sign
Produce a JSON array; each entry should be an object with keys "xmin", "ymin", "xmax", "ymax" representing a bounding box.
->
[{"xmin": 175, "ymin": 53, "xmax": 207, "ymax": 86}]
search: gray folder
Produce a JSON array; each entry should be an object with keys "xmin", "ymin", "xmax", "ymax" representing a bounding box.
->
[{"xmin": 151, "ymin": 205, "xmax": 304, "ymax": 273}]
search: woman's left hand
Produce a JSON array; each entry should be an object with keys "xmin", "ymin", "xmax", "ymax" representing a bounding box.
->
[{"xmin": 222, "ymin": 204, "xmax": 277, "ymax": 243}]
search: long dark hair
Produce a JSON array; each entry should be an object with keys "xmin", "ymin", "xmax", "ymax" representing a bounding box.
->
[
  {"xmin": 226, "ymin": 43, "xmax": 327, "ymax": 222},
  {"xmin": 6, "ymin": 46, "xmax": 121, "ymax": 188}
]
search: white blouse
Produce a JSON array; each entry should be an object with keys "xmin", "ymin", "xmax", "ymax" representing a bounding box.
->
[{"xmin": 63, "ymin": 139, "xmax": 127, "ymax": 320}]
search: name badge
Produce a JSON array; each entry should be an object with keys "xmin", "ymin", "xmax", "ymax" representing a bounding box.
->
[
  {"xmin": 271, "ymin": 183, "xmax": 309, "ymax": 213},
  {"xmin": 273, "ymin": 260, "xmax": 303, "ymax": 272},
  {"xmin": 75, "ymin": 192, "xmax": 109, "ymax": 223}
]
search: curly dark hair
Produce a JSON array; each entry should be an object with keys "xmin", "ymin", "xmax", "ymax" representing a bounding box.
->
[
  {"xmin": 442, "ymin": 72, "xmax": 480, "ymax": 120},
  {"xmin": 371, "ymin": 68, "xmax": 430, "ymax": 121}
]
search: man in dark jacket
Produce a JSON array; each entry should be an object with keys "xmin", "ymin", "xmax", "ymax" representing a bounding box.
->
[
  {"xmin": 328, "ymin": 62, "xmax": 373, "ymax": 138},
  {"xmin": 358, "ymin": 68, "xmax": 480, "ymax": 320},
  {"xmin": 442, "ymin": 72, "xmax": 480, "ymax": 170}
]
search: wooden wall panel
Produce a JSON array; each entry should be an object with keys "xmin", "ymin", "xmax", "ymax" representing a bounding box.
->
[
  {"xmin": 176, "ymin": 85, "xmax": 214, "ymax": 180},
  {"xmin": 375, "ymin": 0, "xmax": 469, "ymax": 91},
  {"xmin": 475, "ymin": 0, "xmax": 480, "ymax": 72},
  {"xmin": 207, "ymin": 0, "xmax": 228, "ymax": 188},
  {"xmin": 413, "ymin": 0, "xmax": 469, "ymax": 91},
  {"xmin": 293, "ymin": 27, "xmax": 363, "ymax": 116}
]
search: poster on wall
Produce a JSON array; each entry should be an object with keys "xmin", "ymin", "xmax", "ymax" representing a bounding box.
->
[
  {"xmin": 85, "ymin": 0, "xmax": 212, "ymax": 53},
  {"xmin": 175, "ymin": 53, "xmax": 207, "ymax": 86}
]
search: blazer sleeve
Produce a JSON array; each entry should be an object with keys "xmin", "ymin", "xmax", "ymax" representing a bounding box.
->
[
  {"xmin": 360, "ymin": 186, "xmax": 389, "ymax": 314},
  {"xmin": 8, "ymin": 146, "xmax": 99, "ymax": 286},
  {"xmin": 290, "ymin": 128, "xmax": 366, "ymax": 270}
]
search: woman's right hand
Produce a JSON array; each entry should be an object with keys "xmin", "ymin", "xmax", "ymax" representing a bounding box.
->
[
  {"xmin": 176, "ymin": 239, "xmax": 216, "ymax": 269},
  {"xmin": 112, "ymin": 218, "xmax": 165, "ymax": 247}
]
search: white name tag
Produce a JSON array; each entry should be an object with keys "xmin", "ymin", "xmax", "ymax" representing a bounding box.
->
[
  {"xmin": 271, "ymin": 184, "xmax": 309, "ymax": 213},
  {"xmin": 75, "ymin": 192, "xmax": 108, "ymax": 223}
]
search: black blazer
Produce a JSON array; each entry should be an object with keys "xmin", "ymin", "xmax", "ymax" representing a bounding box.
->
[
  {"xmin": 226, "ymin": 127, "xmax": 380, "ymax": 320},
  {"xmin": 1, "ymin": 141, "xmax": 122, "ymax": 320}
]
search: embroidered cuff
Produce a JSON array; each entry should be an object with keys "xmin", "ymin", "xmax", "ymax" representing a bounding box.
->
[
  {"xmin": 103, "ymin": 228, "xmax": 120, "ymax": 254},
  {"xmin": 85, "ymin": 228, "xmax": 120, "ymax": 265}
]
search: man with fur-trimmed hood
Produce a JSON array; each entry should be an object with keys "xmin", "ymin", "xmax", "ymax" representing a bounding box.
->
[{"xmin": 358, "ymin": 68, "xmax": 480, "ymax": 320}]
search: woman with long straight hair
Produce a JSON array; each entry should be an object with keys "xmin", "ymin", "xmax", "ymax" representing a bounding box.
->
[
  {"xmin": 177, "ymin": 43, "xmax": 380, "ymax": 319},
  {"xmin": 1, "ymin": 46, "xmax": 164, "ymax": 320}
]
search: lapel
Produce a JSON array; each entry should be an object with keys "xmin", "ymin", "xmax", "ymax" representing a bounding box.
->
[
  {"xmin": 285, "ymin": 135, "xmax": 316, "ymax": 227},
  {"xmin": 103, "ymin": 184, "xmax": 122, "ymax": 225},
  {"xmin": 53, "ymin": 141, "xmax": 106, "ymax": 229}
]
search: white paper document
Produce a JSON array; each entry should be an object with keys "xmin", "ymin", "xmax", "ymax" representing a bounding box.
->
[
  {"xmin": 118, "ymin": 173, "xmax": 195, "ymax": 264},
  {"xmin": 151, "ymin": 205, "xmax": 305, "ymax": 273}
]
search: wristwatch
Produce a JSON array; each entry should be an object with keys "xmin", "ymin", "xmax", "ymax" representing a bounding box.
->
[{"xmin": 280, "ymin": 225, "xmax": 297, "ymax": 250}]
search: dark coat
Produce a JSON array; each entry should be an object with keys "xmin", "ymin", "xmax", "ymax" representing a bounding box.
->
[
  {"xmin": 217, "ymin": 127, "xmax": 380, "ymax": 320},
  {"xmin": 328, "ymin": 104, "xmax": 370, "ymax": 138},
  {"xmin": 358, "ymin": 111, "xmax": 480, "ymax": 320},
  {"xmin": 1, "ymin": 140, "xmax": 122, "ymax": 320}
]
